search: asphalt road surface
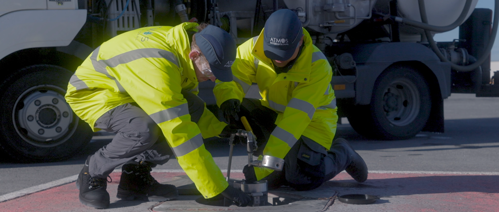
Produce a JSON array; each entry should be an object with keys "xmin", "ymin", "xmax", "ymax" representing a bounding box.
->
[{"xmin": 1, "ymin": 93, "xmax": 498, "ymax": 204}]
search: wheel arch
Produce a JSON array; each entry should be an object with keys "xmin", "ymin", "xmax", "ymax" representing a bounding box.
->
[
  {"xmin": 383, "ymin": 61, "xmax": 442, "ymax": 100},
  {"xmin": 369, "ymin": 61, "xmax": 446, "ymax": 134},
  {"xmin": 0, "ymin": 45, "xmax": 87, "ymax": 81},
  {"xmin": 352, "ymin": 42, "xmax": 451, "ymax": 106},
  {"xmin": 0, "ymin": 9, "xmax": 87, "ymax": 62}
]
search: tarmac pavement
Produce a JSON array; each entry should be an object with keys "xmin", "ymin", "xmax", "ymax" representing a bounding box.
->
[
  {"xmin": 1, "ymin": 170, "xmax": 498, "ymax": 212},
  {"xmin": 1, "ymin": 94, "xmax": 498, "ymax": 211}
]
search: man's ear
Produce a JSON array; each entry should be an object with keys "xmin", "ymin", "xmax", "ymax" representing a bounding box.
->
[{"xmin": 189, "ymin": 50, "xmax": 200, "ymax": 60}]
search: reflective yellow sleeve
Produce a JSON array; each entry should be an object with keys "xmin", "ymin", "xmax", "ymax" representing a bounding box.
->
[
  {"xmin": 197, "ymin": 104, "xmax": 227, "ymax": 138},
  {"xmin": 214, "ymin": 38, "xmax": 256, "ymax": 106}
]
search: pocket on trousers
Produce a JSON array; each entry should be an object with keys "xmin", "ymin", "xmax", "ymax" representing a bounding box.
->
[
  {"xmin": 120, "ymin": 131, "xmax": 152, "ymax": 154},
  {"xmin": 297, "ymin": 140, "xmax": 326, "ymax": 178}
]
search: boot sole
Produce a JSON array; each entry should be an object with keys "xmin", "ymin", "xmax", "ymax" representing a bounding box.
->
[
  {"xmin": 79, "ymin": 194, "xmax": 110, "ymax": 209},
  {"xmin": 336, "ymin": 138, "xmax": 368, "ymax": 182}
]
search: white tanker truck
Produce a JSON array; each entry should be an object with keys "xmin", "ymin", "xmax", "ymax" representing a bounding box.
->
[{"xmin": 0, "ymin": 0, "xmax": 497, "ymax": 162}]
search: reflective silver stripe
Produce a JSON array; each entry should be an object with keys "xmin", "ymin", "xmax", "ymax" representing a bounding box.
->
[
  {"xmin": 288, "ymin": 98, "xmax": 315, "ymax": 120},
  {"xmin": 149, "ymin": 104, "xmax": 189, "ymax": 124},
  {"xmin": 190, "ymin": 85, "xmax": 199, "ymax": 93},
  {"xmin": 102, "ymin": 48, "xmax": 179, "ymax": 68},
  {"xmin": 294, "ymin": 82, "xmax": 299, "ymax": 88},
  {"xmin": 171, "ymin": 133, "xmax": 204, "ymax": 157},
  {"xmin": 267, "ymin": 91, "xmax": 286, "ymax": 112},
  {"xmin": 325, "ymin": 84, "xmax": 331, "ymax": 95},
  {"xmin": 271, "ymin": 126, "xmax": 298, "ymax": 148},
  {"xmin": 116, "ymin": 82, "xmax": 126, "ymax": 93},
  {"xmin": 318, "ymin": 98, "xmax": 337, "ymax": 110},
  {"xmin": 91, "ymin": 47, "xmax": 109, "ymax": 76},
  {"xmin": 90, "ymin": 47, "xmax": 126, "ymax": 92},
  {"xmin": 312, "ymin": 51, "xmax": 327, "ymax": 63},
  {"xmin": 269, "ymin": 100, "xmax": 286, "ymax": 112},
  {"xmin": 91, "ymin": 47, "xmax": 178, "ymax": 93},
  {"xmin": 252, "ymin": 36, "xmax": 258, "ymax": 45},
  {"xmin": 233, "ymin": 76, "xmax": 251, "ymax": 93},
  {"xmin": 69, "ymin": 74, "xmax": 88, "ymax": 90}
]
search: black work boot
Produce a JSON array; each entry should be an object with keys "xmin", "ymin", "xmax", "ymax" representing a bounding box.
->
[
  {"xmin": 334, "ymin": 138, "xmax": 368, "ymax": 182},
  {"xmin": 76, "ymin": 156, "xmax": 110, "ymax": 209},
  {"xmin": 117, "ymin": 162, "xmax": 178, "ymax": 201}
]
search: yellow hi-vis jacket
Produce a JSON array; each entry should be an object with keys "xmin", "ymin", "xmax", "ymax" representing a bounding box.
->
[
  {"xmin": 65, "ymin": 23, "xmax": 228, "ymax": 198},
  {"xmin": 213, "ymin": 28, "xmax": 338, "ymax": 180}
]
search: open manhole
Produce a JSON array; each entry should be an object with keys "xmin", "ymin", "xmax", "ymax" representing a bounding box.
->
[{"xmin": 176, "ymin": 179, "xmax": 303, "ymax": 207}]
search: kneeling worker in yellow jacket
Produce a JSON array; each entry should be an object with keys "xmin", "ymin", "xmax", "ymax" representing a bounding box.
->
[
  {"xmin": 66, "ymin": 23, "xmax": 251, "ymax": 209},
  {"xmin": 214, "ymin": 9, "xmax": 368, "ymax": 191}
]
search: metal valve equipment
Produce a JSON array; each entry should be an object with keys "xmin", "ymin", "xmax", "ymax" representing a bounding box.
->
[{"xmin": 225, "ymin": 116, "xmax": 285, "ymax": 206}]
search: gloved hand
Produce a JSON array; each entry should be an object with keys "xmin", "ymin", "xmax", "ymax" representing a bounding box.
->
[
  {"xmin": 220, "ymin": 185, "xmax": 252, "ymax": 207},
  {"xmin": 242, "ymin": 165, "xmax": 257, "ymax": 183},
  {"xmin": 220, "ymin": 99, "xmax": 240, "ymax": 124},
  {"xmin": 219, "ymin": 124, "xmax": 240, "ymax": 138}
]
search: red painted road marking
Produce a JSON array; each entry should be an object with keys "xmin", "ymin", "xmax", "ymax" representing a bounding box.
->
[{"xmin": 0, "ymin": 172, "xmax": 497, "ymax": 212}]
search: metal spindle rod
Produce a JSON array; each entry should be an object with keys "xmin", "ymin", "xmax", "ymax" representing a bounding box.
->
[{"xmin": 227, "ymin": 134, "xmax": 235, "ymax": 181}]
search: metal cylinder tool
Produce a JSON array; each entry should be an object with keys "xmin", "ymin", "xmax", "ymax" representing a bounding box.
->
[{"xmin": 225, "ymin": 116, "xmax": 271, "ymax": 206}]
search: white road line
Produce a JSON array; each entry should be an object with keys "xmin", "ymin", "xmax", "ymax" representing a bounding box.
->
[
  {"xmin": 0, "ymin": 174, "xmax": 78, "ymax": 203},
  {"xmin": 369, "ymin": 170, "xmax": 499, "ymax": 175},
  {"xmin": 1, "ymin": 170, "xmax": 497, "ymax": 203},
  {"xmin": 153, "ymin": 169, "xmax": 499, "ymax": 175}
]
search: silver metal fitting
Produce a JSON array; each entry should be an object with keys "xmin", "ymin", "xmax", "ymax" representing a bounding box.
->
[
  {"xmin": 261, "ymin": 155, "xmax": 285, "ymax": 171},
  {"xmin": 241, "ymin": 180, "xmax": 268, "ymax": 206},
  {"xmin": 241, "ymin": 180, "xmax": 267, "ymax": 193}
]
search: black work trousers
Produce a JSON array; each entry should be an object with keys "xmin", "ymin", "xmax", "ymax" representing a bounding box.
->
[{"xmin": 235, "ymin": 98, "xmax": 351, "ymax": 191}]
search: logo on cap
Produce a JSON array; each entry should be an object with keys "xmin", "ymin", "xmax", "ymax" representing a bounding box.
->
[
  {"xmin": 224, "ymin": 60, "xmax": 234, "ymax": 68},
  {"xmin": 270, "ymin": 38, "xmax": 289, "ymax": 46}
]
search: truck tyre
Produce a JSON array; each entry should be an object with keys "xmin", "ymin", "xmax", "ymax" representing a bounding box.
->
[
  {"xmin": 348, "ymin": 65, "xmax": 431, "ymax": 140},
  {"xmin": 0, "ymin": 65, "xmax": 92, "ymax": 162}
]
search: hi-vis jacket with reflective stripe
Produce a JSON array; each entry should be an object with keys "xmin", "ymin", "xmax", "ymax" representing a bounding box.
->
[
  {"xmin": 65, "ymin": 23, "xmax": 228, "ymax": 198},
  {"xmin": 213, "ymin": 28, "xmax": 338, "ymax": 180}
]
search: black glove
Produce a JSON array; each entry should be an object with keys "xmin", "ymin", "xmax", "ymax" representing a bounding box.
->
[
  {"xmin": 219, "ymin": 125, "xmax": 240, "ymax": 138},
  {"xmin": 220, "ymin": 99, "xmax": 240, "ymax": 124},
  {"xmin": 220, "ymin": 185, "xmax": 252, "ymax": 207},
  {"xmin": 243, "ymin": 165, "xmax": 257, "ymax": 183}
]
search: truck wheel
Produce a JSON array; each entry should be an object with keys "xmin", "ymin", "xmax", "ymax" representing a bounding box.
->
[
  {"xmin": 348, "ymin": 65, "xmax": 431, "ymax": 140},
  {"xmin": 0, "ymin": 65, "xmax": 92, "ymax": 162}
]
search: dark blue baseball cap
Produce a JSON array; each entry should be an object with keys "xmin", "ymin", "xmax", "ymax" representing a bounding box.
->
[
  {"xmin": 195, "ymin": 25, "xmax": 236, "ymax": 82},
  {"xmin": 263, "ymin": 9, "xmax": 303, "ymax": 61}
]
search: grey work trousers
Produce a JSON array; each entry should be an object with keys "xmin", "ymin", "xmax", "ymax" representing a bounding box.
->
[
  {"xmin": 237, "ymin": 98, "xmax": 351, "ymax": 191},
  {"xmin": 88, "ymin": 90, "xmax": 206, "ymax": 178}
]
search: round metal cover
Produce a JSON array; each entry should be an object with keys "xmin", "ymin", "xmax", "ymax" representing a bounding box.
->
[{"xmin": 338, "ymin": 194, "xmax": 379, "ymax": 204}]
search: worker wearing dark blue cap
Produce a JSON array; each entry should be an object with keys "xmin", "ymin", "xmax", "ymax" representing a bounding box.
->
[
  {"xmin": 262, "ymin": 9, "xmax": 304, "ymax": 62},
  {"xmin": 67, "ymin": 22, "xmax": 251, "ymax": 209},
  {"xmin": 192, "ymin": 25, "xmax": 236, "ymax": 82},
  {"xmin": 214, "ymin": 9, "xmax": 368, "ymax": 191}
]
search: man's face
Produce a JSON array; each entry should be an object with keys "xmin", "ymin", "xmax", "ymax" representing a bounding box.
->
[
  {"xmin": 190, "ymin": 50, "xmax": 216, "ymax": 82},
  {"xmin": 271, "ymin": 37, "xmax": 304, "ymax": 68}
]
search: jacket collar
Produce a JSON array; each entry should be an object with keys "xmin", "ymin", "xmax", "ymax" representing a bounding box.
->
[
  {"xmin": 165, "ymin": 22, "xmax": 199, "ymax": 81},
  {"xmin": 252, "ymin": 28, "xmax": 313, "ymax": 83}
]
